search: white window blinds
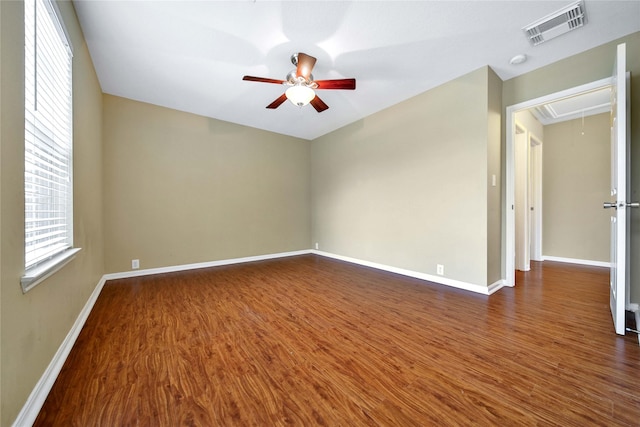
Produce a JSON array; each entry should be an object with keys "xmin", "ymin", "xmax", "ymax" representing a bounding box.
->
[{"xmin": 24, "ymin": 0, "xmax": 74, "ymax": 270}]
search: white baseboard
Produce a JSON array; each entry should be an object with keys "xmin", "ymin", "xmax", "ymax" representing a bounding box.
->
[
  {"xmin": 12, "ymin": 276, "xmax": 108, "ymax": 427},
  {"xmin": 106, "ymin": 248, "xmax": 507, "ymax": 296},
  {"xmin": 311, "ymin": 250, "xmax": 502, "ymax": 295},
  {"xmin": 103, "ymin": 249, "xmax": 312, "ymax": 281},
  {"xmin": 542, "ymin": 255, "xmax": 610, "ymax": 268},
  {"xmin": 487, "ymin": 279, "xmax": 509, "ymax": 294},
  {"xmin": 13, "ymin": 249, "xmax": 311, "ymax": 426},
  {"xmin": 14, "ymin": 247, "xmax": 503, "ymax": 425},
  {"xmin": 107, "ymin": 248, "xmax": 498, "ymax": 295}
]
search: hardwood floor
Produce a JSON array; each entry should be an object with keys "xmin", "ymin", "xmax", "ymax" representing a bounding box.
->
[{"xmin": 35, "ymin": 255, "xmax": 640, "ymax": 426}]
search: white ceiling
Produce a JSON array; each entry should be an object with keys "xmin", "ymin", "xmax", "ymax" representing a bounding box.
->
[{"xmin": 72, "ymin": 0, "xmax": 640, "ymax": 140}]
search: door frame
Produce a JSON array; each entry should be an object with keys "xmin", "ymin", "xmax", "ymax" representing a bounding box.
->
[
  {"xmin": 504, "ymin": 77, "xmax": 613, "ymax": 286},
  {"xmin": 529, "ymin": 132, "xmax": 543, "ymax": 262},
  {"xmin": 514, "ymin": 127, "xmax": 530, "ymax": 271}
]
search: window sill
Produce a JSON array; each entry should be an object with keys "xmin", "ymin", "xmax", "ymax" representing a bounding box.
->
[{"xmin": 21, "ymin": 248, "xmax": 82, "ymax": 293}]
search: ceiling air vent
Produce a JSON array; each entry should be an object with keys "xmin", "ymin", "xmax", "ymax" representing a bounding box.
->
[{"xmin": 523, "ymin": 0, "xmax": 586, "ymax": 46}]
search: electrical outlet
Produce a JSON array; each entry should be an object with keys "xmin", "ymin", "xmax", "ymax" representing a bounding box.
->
[
  {"xmin": 437, "ymin": 264, "xmax": 444, "ymax": 276},
  {"xmin": 132, "ymin": 259, "xmax": 140, "ymax": 269},
  {"xmin": 315, "ymin": 242, "xmax": 319, "ymax": 250}
]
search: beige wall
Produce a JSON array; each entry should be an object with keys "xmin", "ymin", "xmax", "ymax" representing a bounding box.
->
[
  {"xmin": 312, "ymin": 67, "xmax": 499, "ymax": 287},
  {"xmin": 1, "ymin": 6, "xmax": 637, "ymax": 423},
  {"xmin": 103, "ymin": 95, "xmax": 311, "ymax": 273},
  {"xmin": 543, "ymin": 113, "xmax": 611, "ymax": 262},
  {"xmin": 0, "ymin": 1, "xmax": 105, "ymax": 425},
  {"xmin": 503, "ymin": 31, "xmax": 640, "ymax": 303},
  {"xmin": 487, "ymin": 68, "xmax": 503, "ymax": 285},
  {"xmin": 515, "ymin": 110, "xmax": 544, "ymax": 140}
]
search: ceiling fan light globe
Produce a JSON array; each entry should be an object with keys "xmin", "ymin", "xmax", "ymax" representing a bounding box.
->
[{"xmin": 285, "ymin": 85, "xmax": 315, "ymax": 107}]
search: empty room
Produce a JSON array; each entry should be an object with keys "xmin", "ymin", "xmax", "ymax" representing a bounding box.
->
[{"xmin": 1, "ymin": 1, "xmax": 640, "ymax": 425}]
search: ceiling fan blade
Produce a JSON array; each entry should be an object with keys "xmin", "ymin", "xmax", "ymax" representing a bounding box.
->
[
  {"xmin": 310, "ymin": 95, "xmax": 329, "ymax": 113},
  {"xmin": 296, "ymin": 52, "xmax": 317, "ymax": 80},
  {"xmin": 266, "ymin": 93, "xmax": 288, "ymax": 109},
  {"xmin": 243, "ymin": 75, "xmax": 286, "ymax": 85},
  {"xmin": 314, "ymin": 78, "xmax": 356, "ymax": 90}
]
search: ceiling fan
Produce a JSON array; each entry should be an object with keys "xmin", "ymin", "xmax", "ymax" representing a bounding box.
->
[{"xmin": 242, "ymin": 52, "xmax": 356, "ymax": 112}]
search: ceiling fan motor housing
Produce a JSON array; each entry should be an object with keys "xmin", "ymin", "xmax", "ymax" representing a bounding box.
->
[{"xmin": 286, "ymin": 70, "xmax": 316, "ymax": 87}]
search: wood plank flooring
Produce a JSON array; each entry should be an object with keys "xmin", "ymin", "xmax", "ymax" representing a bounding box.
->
[{"xmin": 35, "ymin": 255, "xmax": 640, "ymax": 426}]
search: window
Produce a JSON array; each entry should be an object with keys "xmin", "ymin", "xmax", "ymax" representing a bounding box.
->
[{"xmin": 22, "ymin": 0, "xmax": 78, "ymax": 292}]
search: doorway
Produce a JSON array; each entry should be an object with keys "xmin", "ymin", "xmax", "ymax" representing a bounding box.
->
[
  {"xmin": 514, "ymin": 120, "xmax": 544, "ymax": 272},
  {"xmin": 505, "ymin": 77, "xmax": 613, "ymax": 286}
]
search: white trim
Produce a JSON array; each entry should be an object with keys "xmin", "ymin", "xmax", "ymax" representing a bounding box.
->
[
  {"xmin": 529, "ymin": 133, "xmax": 543, "ymax": 262},
  {"xmin": 21, "ymin": 248, "xmax": 82, "ymax": 293},
  {"xmin": 542, "ymin": 255, "xmax": 610, "ymax": 268},
  {"xmin": 13, "ymin": 250, "xmax": 310, "ymax": 426},
  {"xmin": 103, "ymin": 250, "xmax": 312, "ymax": 281},
  {"xmin": 12, "ymin": 276, "xmax": 108, "ymax": 427},
  {"xmin": 104, "ymin": 249, "xmax": 512, "ymax": 296},
  {"xmin": 14, "ymin": 247, "xmax": 508, "ymax": 425},
  {"xmin": 505, "ymin": 76, "xmax": 613, "ymax": 287},
  {"xmin": 312, "ymin": 250, "xmax": 505, "ymax": 295},
  {"xmin": 488, "ymin": 279, "xmax": 509, "ymax": 294}
]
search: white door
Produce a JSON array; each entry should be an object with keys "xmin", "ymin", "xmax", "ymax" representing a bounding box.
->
[
  {"xmin": 529, "ymin": 135, "xmax": 543, "ymax": 262},
  {"xmin": 515, "ymin": 132, "xmax": 529, "ymax": 271},
  {"xmin": 606, "ymin": 43, "xmax": 629, "ymax": 335}
]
